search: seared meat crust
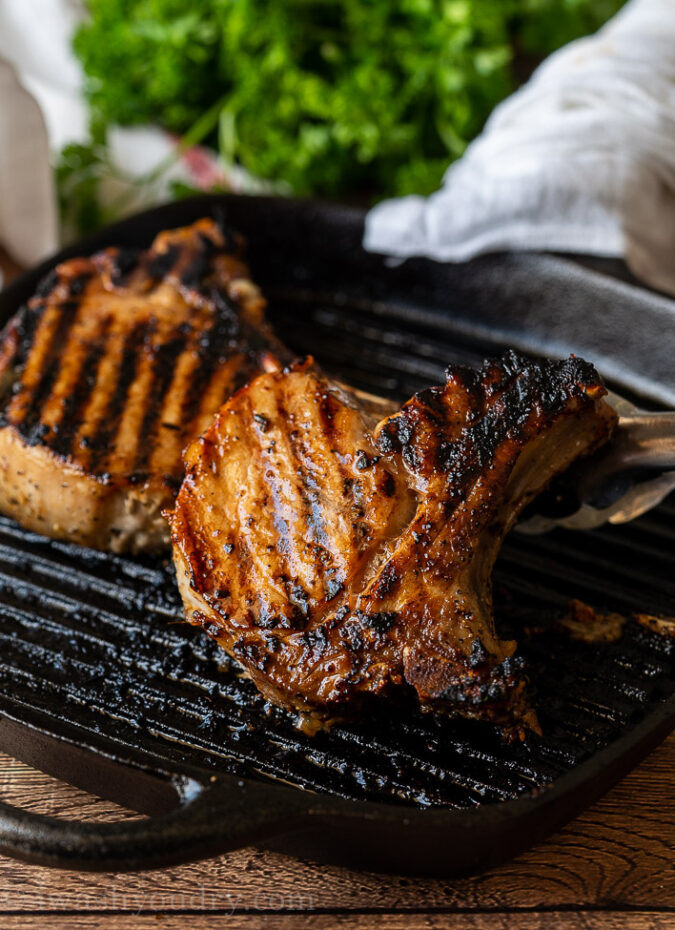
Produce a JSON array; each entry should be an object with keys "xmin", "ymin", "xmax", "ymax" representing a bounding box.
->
[
  {"xmin": 168, "ymin": 351, "xmax": 617, "ymax": 735},
  {"xmin": 0, "ymin": 219, "xmax": 285, "ymax": 552}
]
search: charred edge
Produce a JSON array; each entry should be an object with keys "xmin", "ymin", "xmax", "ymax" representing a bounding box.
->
[
  {"xmin": 451, "ymin": 352, "xmax": 601, "ymax": 474},
  {"xmin": 358, "ymin": 609, "xmax": 398, "ymax": 635},
  {"xmin": 87, "ymin": 321, "xmax": 149, "ymax": 472},
  {"xmin": 146, "ymin": 244, "xmax": 181, "ymax": 281},
  {"xmin": 32, "ymin": 269, "xmax": 59, "ymax": 300},
  {"xmin": 179, "ymin": 250, "xmax": 210, "ymax": 291},
  {"xmin": 476, "ymin": 350, "xmax": 602, "ymax": 418},
  {"xmin": 16, "ymin": 302, "xmax": 79, "ymax": 443},
  {"xmin": 108, "ymin": 248, "xmax": 140, "ymax": 287},
  {"xmin": 178, "ymin": 233, "xmax": 218, "ymax": 291},
  {"xmin": 297, "ymin": 625, "xmax": 331, "ymax": 664},
  {"xmin": 228, "ymin": 355, "xmax": 261, "ymax": 400},
  {"xmin": 433, "ymin": 655, "xmax": 528, "ymax": 710},
  {"xmin": 210, "ymin": 209, "xmax": 239, "ymax": 253},
  {"xmin": 31, "ymin": 269, "xmax": 92, "ymax": 304},
  {"xmin": 132, "ymin": 335, "xmax": 188, "ymax": 472},
  {"xmin": 382, "ymin": 351, "xmax": 604, "ymax": 485},
  {"xmin": 162, "ymin": 472, "xmax": 183, "ymax": 494},
  {"xmin": 199, "ymin": 229, "xmax": 224, "ymax": 256},
  {"xmin": 242, "ymin": 320, "xmax": 293, "ymax": 369},
  {"xmin": 209, "ymin": 289, "xmax": 246, "ymax": 347},
  {"xmin": 66, "ymin": 273, "xmax": 92, "ymax": 297},
  {"xmin": 46, "ymin": 318, "xmax": 113, "ymax": 457},
  {"xmin": 178, "ymin": 508, "xmax": 214, "ymax": 598}
]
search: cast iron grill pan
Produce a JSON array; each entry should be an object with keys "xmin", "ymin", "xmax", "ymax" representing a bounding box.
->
[{"xmin": 0, "ymin": 196, "xmax": 672, "ymax": 875}]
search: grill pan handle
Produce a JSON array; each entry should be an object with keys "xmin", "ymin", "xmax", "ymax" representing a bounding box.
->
[
  {"xmin": 0, "ymin": 705, "xmax": 673, "ymax": 875},
  {"xmin": 0, "ymin": 774, "xmax": 320, "ymax": 871}
]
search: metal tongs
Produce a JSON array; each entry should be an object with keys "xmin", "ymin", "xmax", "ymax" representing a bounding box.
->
[{"xmin": 518, "ymin": 392, "xmax": 675, "ymax": 534}]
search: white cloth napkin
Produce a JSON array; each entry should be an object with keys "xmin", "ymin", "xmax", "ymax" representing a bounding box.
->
[
  {"xmin": 0, "ymin": 0, "xmax": 85, "ymax": 271},
  {"xmin": 0, "ymin": 0, "xmax": 227, "ymax": 278},
  {"xmin": 364, "ymin": 0, "xmax": 675, "ymax": 297},
  {"xmin": 0, "ymin": 57, "xmax": 58, "ymax": 271}
]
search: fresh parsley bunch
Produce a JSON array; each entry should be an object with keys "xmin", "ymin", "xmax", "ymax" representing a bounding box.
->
[{"xmin": 63, "ymin": 0, "xmax": 624, "ymax": 231}]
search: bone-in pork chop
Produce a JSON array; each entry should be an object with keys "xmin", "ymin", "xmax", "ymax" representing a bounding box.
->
[{"xmin": 168, "ymin": 352, "xmax": 616, "ymax": 734}]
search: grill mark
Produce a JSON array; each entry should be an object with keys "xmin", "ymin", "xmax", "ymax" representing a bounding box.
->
[
  {"xmin": 14, "ymin": 302, "xmax": 79, "ymax": 442},
  {"xmin": 36, "ymin": 303, "xmax": 115, "ymax": 436},
  {"xmin": 87, "ymin": 322, "xmax": 149, "ymax": 473},
  {"xmin": 276, "ymin": 397, "xmax": 317, "ymax": 542},
  {"xmin": 303, "ymin": 388, "xmax": 396, "ymax": 598},
  {"xmin": 281, "ymin": 391, "xmax": 350, "ymax": 575},
  {"xmin": 11, "ymin": 305, "xmax": 42, "ymax": 372},
  {"xmin": 189, "ymin": 353, "xmax": 252, "ymax": 440},
  {"xmin": 315, "ymin": 389, "xmax": 351, "ymax": 497},
  {"xmin": 180, "ymin": 298, "xmax": 247, "ymax": 433},
  {"xmin": 255, "ymin": 399, "xmax": 305, "ymax": 605},
  {"xmin": 314, "ymin": 388, "xmax": 370, "ymax": 555},
  {"xmin": 273, "ymin": 391, "xmax": 333, "ymax": 603},
  {"xmin": 179, "ymin": 323, "xmax": 226, "ymax": 432},
  {"xmin": 0, "ymin": 306, "xmax": 41, "ymax": 418},
  {"xmin": 232, "ymin": 533, "xmax": 255, "ymax": 630},
  {"xmin": 300, "ymin": 391, "xmax": 352, "ymax": 498},
  {"xmin": 47, "ymin": 320, "xmax": 112, "ymax": 457},
  {"xmin": 132, "ymin": 335, "xmax": 188, "ymax": 472},
  {"xmin": 292, "ymin": 464, "xmax": 346, "ymax": 608},
  {"xmin": 146, "ymin": 328, "xmax": 246, "ymax": 481},
  {"xmin": 145, "ymin": 331, "xmax": 203, "ymax": 476},
  {"xmin": 232, "ymin": 389, "xmax": 313, "ymax": 620},
  {"xmin": 241, "ymin": 407, "xmax": 298, "ymax": 628}
]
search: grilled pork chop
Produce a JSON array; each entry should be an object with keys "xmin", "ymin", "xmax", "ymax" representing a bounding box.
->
[
  {"xmin": 168, "ymin": 351, "xmax": 617, "ymax": 735},
  {"xmin": 0, "ymin": 219, "xmax": 285, "ymax": 553}
]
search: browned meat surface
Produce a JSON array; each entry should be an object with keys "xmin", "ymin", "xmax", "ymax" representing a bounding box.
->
[
  {"xmin": 168, "ymin": 351, "xmax": 617, "ymax": 735},
  {"xmin": 0, "ymin": 219, "xmax": 286, "ymax": 553}
]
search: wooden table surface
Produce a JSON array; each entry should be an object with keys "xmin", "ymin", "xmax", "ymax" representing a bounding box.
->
[{"xmin": 0, "ymin": 248, "xmax": 672, "ymax": 929}]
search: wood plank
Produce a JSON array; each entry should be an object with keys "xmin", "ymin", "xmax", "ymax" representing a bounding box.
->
[
  {"xmin": 0, "ymin": 733, "xmax": 671, "ymax": 913},
  {"xmin": 0, "ymin": 756, "xmax": 142, "ymax": 823},
  {"xmin": 0, "ymin": 911, "xmax": 673, "ymax": 929}
]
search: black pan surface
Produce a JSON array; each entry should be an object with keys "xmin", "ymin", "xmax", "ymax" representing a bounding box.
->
[{"xmin": 0, "ymin": 195, "xmax": 672, "ymax": 875}]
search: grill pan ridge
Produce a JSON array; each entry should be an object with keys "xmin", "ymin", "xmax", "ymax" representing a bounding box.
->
[{"xmin": 0, "ymin": 195, "xmax": 671, "ymax": 875}]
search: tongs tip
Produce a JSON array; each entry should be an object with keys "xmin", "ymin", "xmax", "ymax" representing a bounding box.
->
[{"xmin": 517, "ymin": 391, "xmax": 675, "ymax": 534}]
